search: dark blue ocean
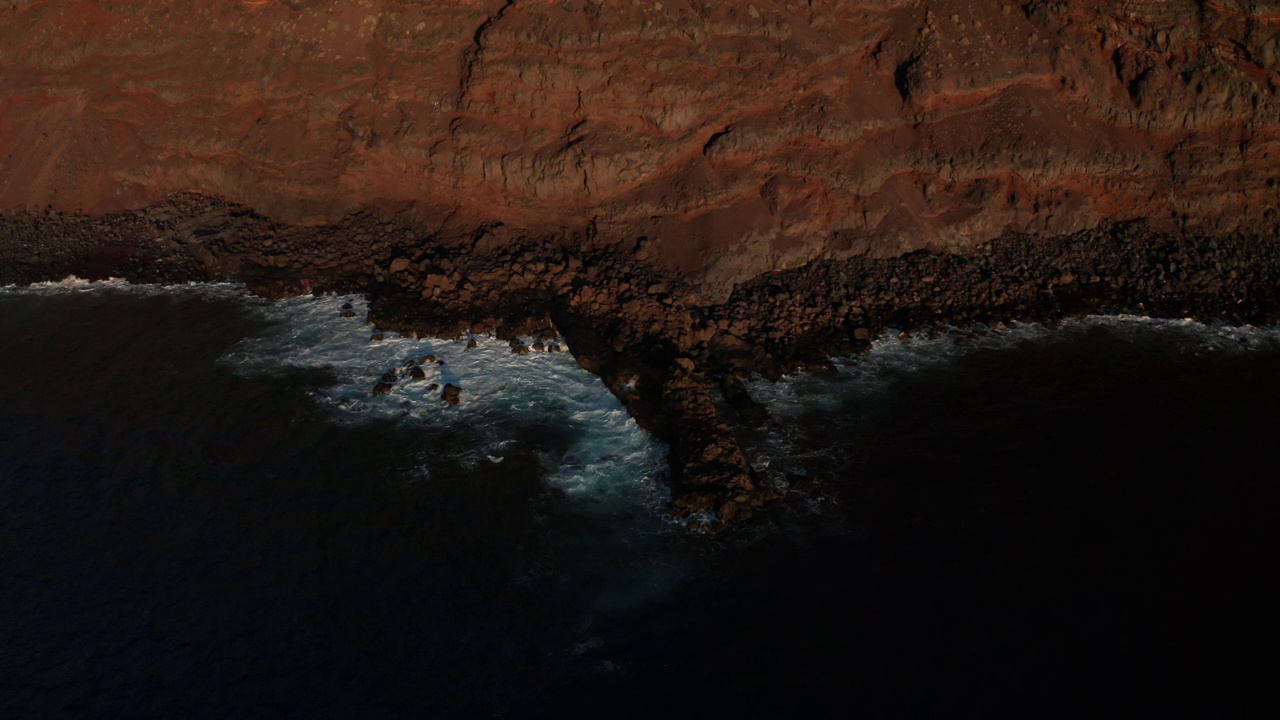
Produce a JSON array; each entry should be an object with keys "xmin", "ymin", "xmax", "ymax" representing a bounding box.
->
[{"xmin": 2, "ymin": 280, "xmax": 1276, "ymax": 716}]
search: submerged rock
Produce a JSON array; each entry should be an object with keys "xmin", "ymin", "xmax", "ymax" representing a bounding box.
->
[
  {"xmin": 441, "ymin": 383, "xmax": 462, "ymax": 406},
  {"xmin": 721, "ymin": 374, "xmax": 769, "ymax": 426}
]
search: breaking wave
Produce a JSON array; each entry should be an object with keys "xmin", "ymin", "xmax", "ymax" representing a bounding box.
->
[
  {"xmin": 3, "ymin": 277, "xmax": 670, "ymax": 521},
  {"xmin": 744, "ymin": 315, "xmax": 1280, "ymax": 504},
  {"xmin": 221, "ymin": 293, "xmax": 671, "ymax": 518},
  {"xmin": 2, "ymin": 278, "xmax": 687, "ymax": 614}
]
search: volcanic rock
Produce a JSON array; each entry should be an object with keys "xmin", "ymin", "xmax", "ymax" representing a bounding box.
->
[
  {"xmin": 721, "ymin": 374, "xmax": 769, "ymax": 427},
  {"xmin": 2, "ymin": 1, "xmax": 1279, "ymax": 295},
  {"xmin": 441, "ymin": 383, "xmax": 462, "ymax": 406}
]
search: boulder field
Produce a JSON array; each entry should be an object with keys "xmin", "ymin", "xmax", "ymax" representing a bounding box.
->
[{"xmin": 4, "ymin": 0, "xmax": 1280, "ymax": 526}]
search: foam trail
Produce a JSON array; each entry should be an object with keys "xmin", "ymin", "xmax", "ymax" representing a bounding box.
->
[
  {"xmin": 1, "ymin": 275, "xmax": 250, "ymax": 301},
  {"xmin": 2, "ymin": 280, "xmax": 671, "ymax": 519},
  {"xmin": 756, "ymin": 315, "xmax": 1280, "ymax": 406},
  {"xmin": 745, "ymin": 314, "xmax": 1280, "ymax": 502},
  {"xmin": 0, "ymin": 279, "xmax": 692, "ymax": 627},
  {"xmin": 222, "ymin": 293, "xmax": 671, "ymax": 519},
  {"xmin": 221, "ymin": 292, "xmax": 685, "ymax": 613}
]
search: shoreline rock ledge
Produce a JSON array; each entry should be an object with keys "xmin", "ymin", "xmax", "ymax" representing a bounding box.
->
[
  {"xmin": 6, "ymin": 197, "xmax": 1280, "ymax": 529},
  {"xmin": 6, "ymin": 0, "xmax": 1280, "ymax": 526}
]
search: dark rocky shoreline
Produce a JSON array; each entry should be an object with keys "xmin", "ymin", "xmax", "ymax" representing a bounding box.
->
[{"xmin": 5, "ymin": 194, "xmax": 1280, "ymax": 528}]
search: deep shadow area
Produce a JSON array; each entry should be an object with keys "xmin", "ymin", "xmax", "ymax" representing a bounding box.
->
[
  {"xmin": 559, "ymin": 325, "xmax": 1280, "ymax": 715},
  {"xmin": 3, "ymin": 292, "xmax": 1277, "ymax": 717},
  {"xmin": 0, "ymin": 291, "xmax": 601, "ymax": 718}
]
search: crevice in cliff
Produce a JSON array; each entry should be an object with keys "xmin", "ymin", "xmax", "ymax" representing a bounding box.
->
[
  {"xmin": 457, "ymin": 0, "xmax": 516, "ymax": 111},
  {"xmin": 702, "ymin": 125, "xmax": 734, "ymax": 157},
  {"xmin": 893, "ymin": 52, "xmax": 923, "ymax": 104}
]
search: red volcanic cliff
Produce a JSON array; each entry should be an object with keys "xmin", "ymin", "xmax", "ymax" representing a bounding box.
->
[{"xmin": 2, "ymin": 0, "xmax": 1280, "ymax": 292}]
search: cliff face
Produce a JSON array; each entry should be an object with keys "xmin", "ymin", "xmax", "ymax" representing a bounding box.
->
[{"xmin": 2, "ymin": 0, "xmax": 1279, "ymax": 293}]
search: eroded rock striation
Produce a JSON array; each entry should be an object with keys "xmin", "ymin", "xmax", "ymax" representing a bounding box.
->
[
  {"xmin": 4, "ymin": 1, "xmax": 1280, "ymax": 526},
  {"xmin": 4, "ymin": 1, "xmax": 1280, "ymax": 289}
]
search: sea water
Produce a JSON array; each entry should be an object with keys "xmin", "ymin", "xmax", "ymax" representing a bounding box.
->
[{"xmin": 2, "ymin": 281, "xmax": 1276, "ymax": 716}]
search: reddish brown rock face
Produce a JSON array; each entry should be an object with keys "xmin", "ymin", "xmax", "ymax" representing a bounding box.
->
[{"xmin": 2, "ymin": 0, "xmax": 1279, "ymax": 294}]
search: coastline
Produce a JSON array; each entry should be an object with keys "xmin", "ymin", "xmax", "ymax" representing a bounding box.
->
[{"xmin": 5, "ymin": 194, "xmax": 1280, "ymax": 527}]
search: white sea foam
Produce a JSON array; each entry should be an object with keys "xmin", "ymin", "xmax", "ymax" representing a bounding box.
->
[
  {"xmin": 743, "ymin": 314, "xmax": 1280, "ymax": 502},
  {"xmin": 221, "ymin": 293, "xmax": 670, "ymax": 519},
  {"xmin": 0, "ymin": 274, "xmax": 251, "ymax": 301},
  {"xmin": 0, "ymin": 278, "xmax": 687, "ymax": 615},
  {"xmin": 17, "ymin": 278, "xmax": 1274, "ymax": 528},
  {"xmin": 753, "ymin": 315, "xmax": 1280, "ymax": 412},
  {"xmin": 2, "ymin": 279, "xmax": 670, "ymax": 518},
  {"xmin": 219, "ymin": 292, "xmax": 684, "ymax": 613},
  {"xmin": 26, "ymin": 274, "xmax": 131, "ymax": 291}
]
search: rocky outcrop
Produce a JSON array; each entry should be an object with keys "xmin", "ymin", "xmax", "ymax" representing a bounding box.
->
[{"xmin": 3, "ymin": 1, "xmax": 1280, "ymax": 296}]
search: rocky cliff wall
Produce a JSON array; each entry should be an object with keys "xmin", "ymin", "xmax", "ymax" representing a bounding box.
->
[{"xmin": 3, "ymin": 0, "xmax": 1280, "ymax": 293}]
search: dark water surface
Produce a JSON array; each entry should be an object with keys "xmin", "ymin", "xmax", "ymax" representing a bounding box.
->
[{"xmin": 2, "ymin": 287, "xmax": 1277, "ymax": 717}]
